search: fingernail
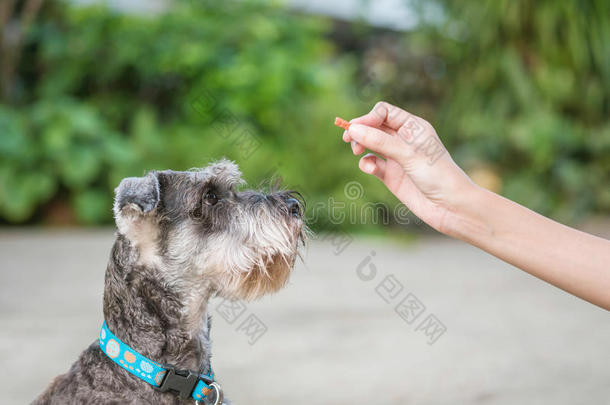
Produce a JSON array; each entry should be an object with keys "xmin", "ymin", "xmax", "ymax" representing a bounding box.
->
[
  {"xmin": 364, "ymin": 162, "xmax": 375, "ymax": 173},
  {"xmin": 351, "ymin": 140, "xmax": 357, "ymax": 149}
]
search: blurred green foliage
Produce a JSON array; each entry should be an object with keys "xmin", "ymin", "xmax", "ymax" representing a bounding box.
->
[
  {"xmin": 373, "ymin": 0, "xmax": 610, "ymax": 222},
  {"xmin": 1, "ymin": 0, "xmax": 608, "ymax": 228},
  {"xmin": 439, "ymin": 0, "xmax": 610, "ymax": 221},
  {"xmin": 0, "ymin": 0, "xmax": 383, "ymax": 226}
]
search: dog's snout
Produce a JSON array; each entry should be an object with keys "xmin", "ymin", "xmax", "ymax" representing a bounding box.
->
[{"xmin": 285, "ymin": 197, "xmax": 301, "ymax": 217}]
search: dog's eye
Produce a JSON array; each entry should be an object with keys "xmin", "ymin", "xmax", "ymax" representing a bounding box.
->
[{"xmin": 203, "ymin": 190, "xmax": 219, "ymax": 206}]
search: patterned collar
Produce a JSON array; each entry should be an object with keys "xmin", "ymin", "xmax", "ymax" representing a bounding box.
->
[{"xmin": 99, "ymin": 321, "xmax": 223, "ymax": 404}]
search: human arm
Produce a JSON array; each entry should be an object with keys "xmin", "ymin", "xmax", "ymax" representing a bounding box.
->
[{"xmin": 342, "ymin": 101, "xmax": 610, "ymax": 310}]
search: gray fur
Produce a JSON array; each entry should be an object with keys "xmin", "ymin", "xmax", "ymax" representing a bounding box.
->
[
  {"xmin": 33, "ymin": 159, "xmax": 306, "ymax": 405},
  {"xmin": 113, "ymin": 173, "xmax": 161, "ymax": 214}
]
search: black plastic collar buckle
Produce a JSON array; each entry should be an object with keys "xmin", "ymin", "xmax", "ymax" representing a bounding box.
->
[{"xmin": 154, "ymin": 364, "xmax": 199, "ymax": 399}]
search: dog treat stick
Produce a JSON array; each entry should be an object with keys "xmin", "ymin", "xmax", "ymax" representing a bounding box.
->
[{"xmin": 334, "ymin": 117, "xmax": 351, "ymax": 131}]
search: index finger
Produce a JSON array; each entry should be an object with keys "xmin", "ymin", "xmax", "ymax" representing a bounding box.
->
[{"xmin": 346, "ymin": 124, "xmax": 405, "ymax": 162}]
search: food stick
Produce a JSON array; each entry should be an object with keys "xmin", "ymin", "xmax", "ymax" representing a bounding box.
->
[{"xmin": 334, "ymin": 117, "xmax": 351, "ymax": 131}]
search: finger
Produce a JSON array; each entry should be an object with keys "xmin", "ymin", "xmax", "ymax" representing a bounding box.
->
[
  {"xmin": 344, "ymin": 123, "xmax": 397, "ymax": 144},
  {"xmin": 359, "ymin": 153, "xmax": 386, "ymax": 180},
  {"xmin": 345, "ymin": 129, "xmax": 365, "ymax": 155},
  {"xmin": 350, "ymin": 101, "xmax": 413, "ymax": 131},
  {"xmin": 351, "ymin": 140, "xmax": 366, "ymax": 155},
  {"xmin": 346, "ymin": 124, "xmax": 405, "ymax": 161}
]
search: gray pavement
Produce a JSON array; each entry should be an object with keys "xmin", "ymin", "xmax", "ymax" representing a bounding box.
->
[{"xmin": 1, "ymin": 229, "xmax": 608, "ymax": 404}]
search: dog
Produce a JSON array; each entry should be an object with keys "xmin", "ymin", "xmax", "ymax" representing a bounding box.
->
[{"xmin": 33, "ymin": 159, "xmax": 306, "ymax": 404}]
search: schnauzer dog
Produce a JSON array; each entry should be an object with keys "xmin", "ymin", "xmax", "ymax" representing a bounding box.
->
[{"xmin": 34, "ymin": 160, "xmax": 305, "ymax": 404}]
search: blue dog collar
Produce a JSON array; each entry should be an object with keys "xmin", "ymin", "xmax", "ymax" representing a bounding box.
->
[{"xmin": 99, "ymin": 321, "xmax": 221, "ymax": 403}]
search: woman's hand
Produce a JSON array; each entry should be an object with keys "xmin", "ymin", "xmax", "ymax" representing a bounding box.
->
[
  {"xmin": 343, "ymin": 101, "xmax": 475, "ymax": 235},
  {"xmin": 343, "ymin": 101, "xmax": 610, "ymax": 310}
]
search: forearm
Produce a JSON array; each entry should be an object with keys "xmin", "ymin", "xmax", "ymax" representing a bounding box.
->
[{"xmin": 446, "ymin": 185, "xmax": 610, "ymax": 310}]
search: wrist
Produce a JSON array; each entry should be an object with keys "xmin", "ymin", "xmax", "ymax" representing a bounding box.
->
[{"xmin": 441, "ymin": 183, "xmax": 495, "ymax": 243}]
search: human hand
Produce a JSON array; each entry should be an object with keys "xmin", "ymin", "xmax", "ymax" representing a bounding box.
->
[
  {"xmin": 342, "ymin": 101, "xmax": 476, "ymax": 235},
  {"xmin": 342, "ymin": 102, "xmax": 610, "ymax": 310}
]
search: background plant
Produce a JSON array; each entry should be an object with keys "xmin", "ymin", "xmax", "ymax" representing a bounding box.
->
[
  {"xmin": 0, "ymin": 0, "xmax": 608, "ymax": 230},
  {"xmin": 0, "ymin": 0, "xmax": 384, "ymax": 226},
  {"xmin": 355, "ymin": 0, "xmax": 610, "ymax": 223}
]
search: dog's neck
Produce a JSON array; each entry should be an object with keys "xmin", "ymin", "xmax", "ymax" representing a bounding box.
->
[{"xmin": 102, "ymin": 234, "xmax": 212, "ymax": 373}]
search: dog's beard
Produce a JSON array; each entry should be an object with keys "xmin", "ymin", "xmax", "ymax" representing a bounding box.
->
[
  {"xmin": 207, "ymin": 214, "xmax": 304, "ymax": 300},
  {"xmin": 224, "ymin": 253, "xmax": 294, "ymax": 300}
]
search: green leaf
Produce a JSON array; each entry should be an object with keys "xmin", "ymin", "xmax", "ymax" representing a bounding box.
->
[{"xmin": 72, "ymin": 189, "xmax": 113, "ymax": 224}]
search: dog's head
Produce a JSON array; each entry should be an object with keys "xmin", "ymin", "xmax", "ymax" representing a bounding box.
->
[{"xmin": 113, "ymin": 159, "xmax": 306, "ymax": 301}]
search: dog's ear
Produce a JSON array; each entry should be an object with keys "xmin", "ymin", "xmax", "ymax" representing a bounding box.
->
[{"xmin": 113, "ymin": 172, "xmax": 161, "ymax": 221}]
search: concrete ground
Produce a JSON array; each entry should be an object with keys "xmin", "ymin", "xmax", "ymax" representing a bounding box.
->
[{"xmin": 1, "ymin": 229, "xmax": 608, "ymax": 404}]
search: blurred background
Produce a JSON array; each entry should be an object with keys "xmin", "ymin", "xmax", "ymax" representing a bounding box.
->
[
  {"xmin": 1, "ymin": 0, "xmax": 609, "ymax": 229},
  {"xmin": 1, "ymin": 0, "xmax": 609, "ymax": 404}
]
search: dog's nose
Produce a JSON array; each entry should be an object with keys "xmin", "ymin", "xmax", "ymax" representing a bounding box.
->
[{"xmin": 285, "ymin": 198, "xmax": 301, "ymax": 217}]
